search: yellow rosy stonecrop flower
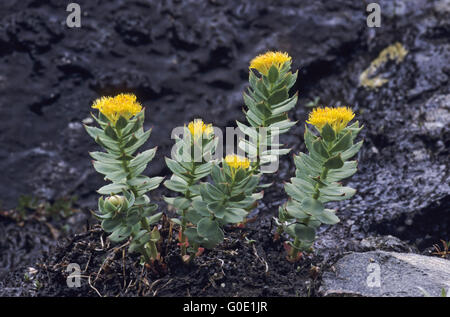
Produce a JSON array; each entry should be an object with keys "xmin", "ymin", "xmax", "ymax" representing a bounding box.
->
[
  {"xmin": 249, "ymin": 51, "xmax": 292, "ymax": 76},
  {"xmin": 307, "ymin": 107, "xmax": 355, "ymax": 133},
  {"xmin": 187, "ymin": 119, "xmax": 213, "ymax": 138},
  {"xmin": 224, "ymin": 154, "xmax": 250, "ymax": 172},
  {"xmin": 92, "ymin": 93, "xmax": 142, "ymax": 124}
]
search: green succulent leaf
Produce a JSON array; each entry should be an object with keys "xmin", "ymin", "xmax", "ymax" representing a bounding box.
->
[
  {"xmin": 97, "ymin": 183, "xmax": 127, "ymax": 195},
  {"xmin": 207, "ymin": 201, "xmax": 227, "ymax": 219},
  {"xmin": 109, "ymin": 225, "xmax": 133, "ymax": 242},
  {"xmin": 312, "ymin": 139, "xmax": 329, "ymax": 158},
  {"xmin": 301, "ymin": 197, "xmax": 324, "ymax": 216},
  {"xmin": 197, "ymin": 218, "xmax": 224, "ymax": 245},
  {"xmin": 102, "ymin": 218, "xmax": 122, "ymax": 233},
  {"xmin": 292, "ymin": 224, "xmax": 315, "ymax": 242},
  {"xmin": 116, "ymin": 116, "xmax": 128, "ymax": 130},
  {"xmin": 321, "ymin": 123, "xmax": 335, "ymax": 142},
  {"xmin": 324, "ymin": 153, "xmax": 344, "ymax": 169},
  {"xmin": 268, "ymin": 65, "xmax": 279, "ymax": 83},
  {"xmin": 285, "ymin": 200, "xmax": 309, "ymax": 220},
  {"xmin": 173, "ymin": 197, "xmax": 191, "ymax": 210},
  {"xmin": 315, "ymin": 209, "xmax": 340, "ymax": 225},
  {"xmin": 267, "ymin": 87, "xmax": 288, "ymax": 106},
  {"xmin": 330, "ymin": 131, "xmax": 353, "ymax": 153},
  {"xmin": 164, "ymin": 179, "xmax": 188, "ymax": 193},
  {"xmin": 341, "ymin": 140, "xmax": 363, "ymax": 160},
  {"xmin": 192, "ymin": 200, "xmax": 211, "ymax": 217},
  {"xmin": 222, "ymin": 208, "xmax": 247, "ymax": 223}
]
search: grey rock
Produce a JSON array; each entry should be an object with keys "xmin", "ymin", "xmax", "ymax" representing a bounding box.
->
[
  {"xmin": 359, "ymin": 235, "xmax": 415, "ymax": 253},
  {"xmin": 320, "ymin": 251, "xmax": 450, "ymax": 297}
]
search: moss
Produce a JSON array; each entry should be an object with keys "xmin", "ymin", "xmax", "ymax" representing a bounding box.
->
[
  {"xmin": 359, "ymin": 42, "xmax": 408, "ymax": 89},
  {"xmin": 15, "ymin": 195, "xmax": 78, "ymax": 221}
]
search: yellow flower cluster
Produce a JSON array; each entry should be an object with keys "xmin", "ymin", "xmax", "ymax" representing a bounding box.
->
[
  {"xmin": 224, "ymin": 154, "xmax": 250, "ymax": 170},
  {"xmin": 249, "ymin": 51, "xmax": 292, "ymax": 76},
  {"xmin": 187, "ymin": 119, "xmax": 213, "ymax": 138},
  {"xmin": 307, "ymin": 107, "xmax": 355, "ymax": 133},
  {"xmin": 92, "ymin": 93, "xmax": 142, "ymax": 124}
]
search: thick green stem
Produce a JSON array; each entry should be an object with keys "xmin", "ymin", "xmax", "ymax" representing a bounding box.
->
[
  {"xmin": 147, "ymin": 241, "xmax": 158, "ymax": 260},
  {"xmin": 131, "ymin": 230, "xmax": 152, "ymax": 263},
  {"xmin": 313, "ymin": 167, "xmax": 329, "ymax": 199},
  {"xmin": 289, "ymin": 237, "xmax": 301, "ymax": 260},
  {"xmin": 140, "ymin": 217, "xmax": 157, "ymax": 261},
  {"xmin": 141, "ymin": 216, "xmax": 150, "ymax": 231},
  {"xmin": 115, "ymin": 127, "xmax": 138, "ymax": 196},
  {"xmin": 185, "ymin": 243, "xmax": 199, "ymax": 264},
  {"xmin": 140, "ymin": 246, "xmax": 152, "ymax": 263},
  {"xmin": 179, "ymin": 147, "xmax": 198, "ymax": 258},
  {"xmin": 180, "ymin": 209, "xmax": 188, "ymax": 256}
]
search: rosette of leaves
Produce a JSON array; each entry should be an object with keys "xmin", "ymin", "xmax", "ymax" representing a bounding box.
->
[
  {"xmin": 277, "ymin": 108, "xmax": 363, "ymax": 261},
  {"xmin": 237, "ymin": 51, "xmax": 298, "ymax": 174},
  {"xmin": 185, "ymin": 156, "xmax": 262, "ymax": 259},
  {"xmin": 163, "ymin": 119, "xmax": 217, "ymax": 257},
  {"xmin": 85, "ymin": 99, "xmax": 163, "ymax": 264}
]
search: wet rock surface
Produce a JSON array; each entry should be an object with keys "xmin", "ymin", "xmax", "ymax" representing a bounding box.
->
[
  {"xmin": 320, "ymin": 251, "xmax": 450, "ymax": 297},
  {"xmin": 0, "ymin": 0, "xmax": 449, "ymax": 296}
]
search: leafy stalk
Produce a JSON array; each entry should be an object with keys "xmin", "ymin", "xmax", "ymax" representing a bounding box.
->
[
  {"xmin": 186, "ymin": 159, "xmax": 262, "ymax": 252},
  {"xmin": 277, "ymin": 119, "xmax": 363, "ymax": 261},
  {"xmin": 164, "ymin": 122, "xmax": 217, "ymax": 258},
  {"xmin": 238, "ymin": 60, "xmax": 298, "ymax": 176},
  {"xmin": 85, "ymin": 108, "xmax": 164, "ymax": 264}
]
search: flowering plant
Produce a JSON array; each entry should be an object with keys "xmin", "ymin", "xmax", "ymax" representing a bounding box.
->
[
  {"xmin": 163, "ymin": 52, "xmax": 298, "ymax": 260},
  {"xmin": 84, "ymin": 53, "xmax": 365, "ymax": 267},
  {"xmin": 85, "ymin": 94, "xmax": 164, "ymax": 263},
  {"xmin": 163, "ymin": 119, "xmax": 217, "ymax": 259},
  {"xmin": 276, "ymin": 107, "xmax": 363, "ymax": 261},
  {"xmin": 237, "ymin": 51, "xmax": 298, "ymax": 175},
  {"xmin": 184, "ymin": 154, "xmax": 261, "ymax": 257}
]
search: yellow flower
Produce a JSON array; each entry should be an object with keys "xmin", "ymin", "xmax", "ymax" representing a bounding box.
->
[
  {"xmin": 224, "ymin": 154, "xmax": 250, "ymax": 171},
  {"xmin": 307, "ymin": 107, "xmax": 355, "ymax": 133},
  {"xmin": 249, "ymin": 51, "xmax": 292, "ymax": 76},
  {"xmin": 187, "ymin": 119, "xmax": 213, "ymax": 139},
  {"xmin": 92, "ymin": 93, "xmax": 142, "ymax": 124}
]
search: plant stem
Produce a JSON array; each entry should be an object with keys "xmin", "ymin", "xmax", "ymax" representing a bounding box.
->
[
  {"xmin": 141, "ymin": 216, "xmax": 151, "ymax": 231},
  {"xmin": 179, "ymin": 146, "xmax": 198, "ymax": 258},
  {"xmin": 115, "ymin": 126, "xmax": 138, "ymax": 196},
  {"xmin": 313, "ymin": 167, "xmax": 329, "ymax": 199},
  {"xmin": 180, "ymin": 167, "xmax": 195, "ymax": 257},
  {"xmin": 180, "ymin": 209, "xmax": 187, "ymax": 256},
  {"xmin": 140, "ymin": 246, "xmax": 152, "ymax": 263},
  {"xmin": 147, "ymin": 241, "xmax": 158, "ymax": 260},
  {"xmin": 139, "ymin": 217, "xmax": 156, "ymax": 261},
  {"xmin": 290, "ymin": 237, "xmax": 301, "ymax": 260}
]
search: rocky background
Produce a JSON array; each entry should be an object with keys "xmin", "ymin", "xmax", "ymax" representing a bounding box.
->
[{"xmin": 0, "ymin": 0, "xmax": 449, "ymax": 296}]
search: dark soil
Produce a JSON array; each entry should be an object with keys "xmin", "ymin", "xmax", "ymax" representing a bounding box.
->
[
  {"xmin": 8, "ymin": 221, "xmax": 320, "ymax": 297},
  {"xmin": 0, "ymin": 0, "xmax": 449, "ymax": 296}
]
